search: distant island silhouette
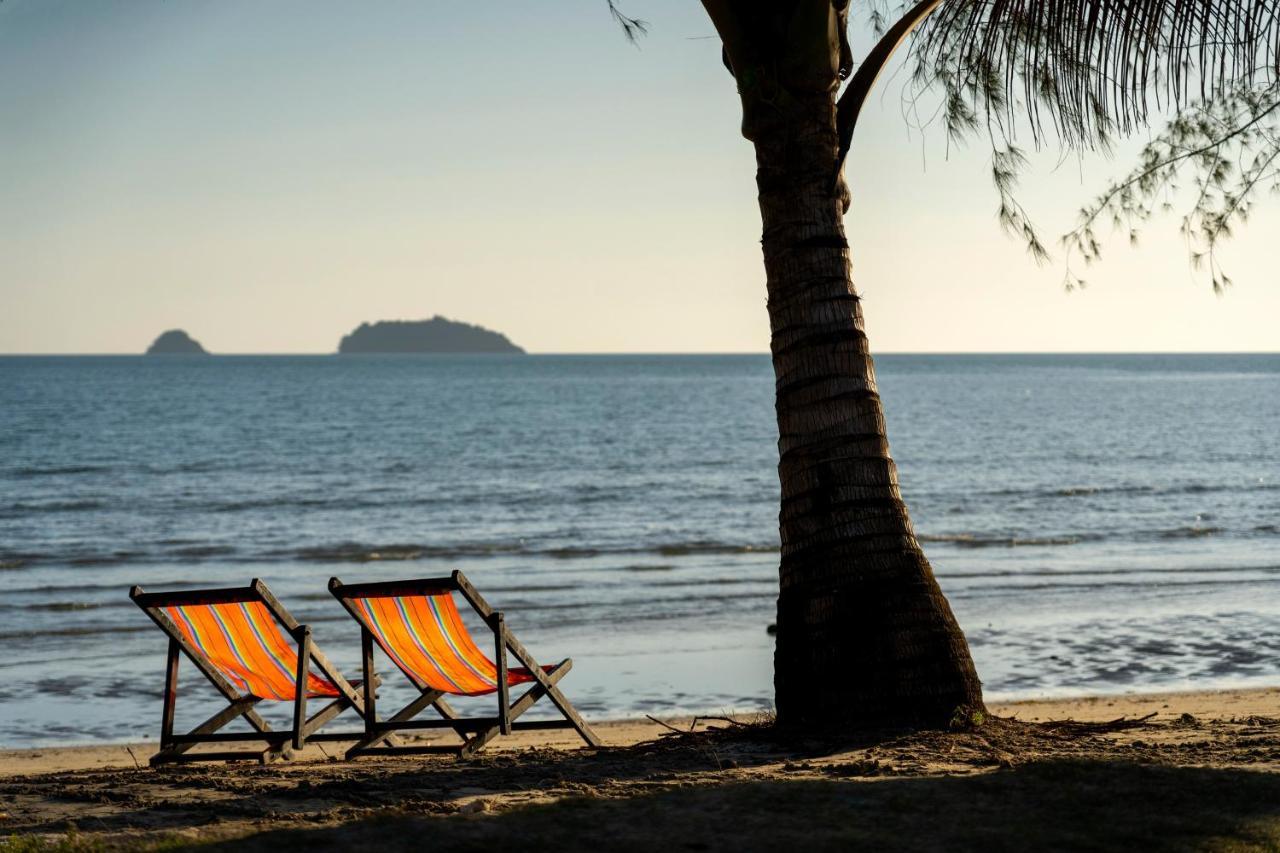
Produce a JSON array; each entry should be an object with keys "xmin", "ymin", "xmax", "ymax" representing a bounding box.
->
[
  {"xmin": 145, "ymin": 330, "xmax": 207, "ymax": 355},
  {"xmin": 338, "ymin": 317, "xmax": 524, "ymax": 354}
]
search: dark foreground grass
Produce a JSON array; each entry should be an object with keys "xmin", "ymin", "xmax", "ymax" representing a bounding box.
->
[
  {"xmin": 6, "ymin": 713, "xmax": 1279, "ymax": 852},
  {"xmin": 9, "ymin": 759, "xmax": 1278, "ymax": 853},
  {"xmin": 207, "ymin": 761, "xmax": 1280, "ymax": 852}
]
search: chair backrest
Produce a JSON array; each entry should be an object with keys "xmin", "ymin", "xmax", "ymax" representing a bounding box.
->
[
  {"xmin": 131, "ymin": 583, "xmax": 339, "ymax": 701},
  {"xmin": 332, "ymin": 577, "xmax": 501, "ymax": 696}
]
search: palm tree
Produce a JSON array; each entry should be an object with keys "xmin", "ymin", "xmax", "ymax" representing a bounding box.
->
[{"xmin": 678, "ymin": 0, "xmax": 1279, "ymax": 731}]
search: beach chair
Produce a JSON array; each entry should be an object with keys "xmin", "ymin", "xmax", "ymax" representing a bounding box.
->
[
  {"xmin": 130, "ymin": 579, "xmax": 380, "ymax": 765},
  {"xmin": 328, "ymin": 570, "xmax": 602, "ymax": 758}
]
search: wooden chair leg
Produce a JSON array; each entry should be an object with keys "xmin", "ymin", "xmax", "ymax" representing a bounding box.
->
[
  {"xmin": 300, "ymin": 697, "xmax": 351, "ymax": 738},
  {"xmin": 361, "ymin": 627, "xmax": 377, "ymax": 736},
  {"xmin": 292, "ymin": 627, "xmax": 312, "ymax": 750},
  {"xmin": 451, "ymin": 576, "xmax": 600, "ymax": 748},
  {"xmin": 150, "ymin": 697, "xmax": 264, "ymax": 765},
  {"xmin": 503, "ymin": 633, "xmax": 602, "ymax": 748},
  {"xmin": 344, "ymin": 691, "xmax": 470, "ymax": 758},
  {"xmin": 140, "ymin": 603, "xmax": 290, "ymax": 763},
  {"xmin": 494, "ymin": 613, "xmax": 511, "ymax": 735},
  {"xmin": 458, "ymin": 660, "xmax": 573, "ymax": 758},
  {"xmin": 541, "ymin": 678, "xmax": 602, "ymax": 748},
  {"xmin": 160, "ymin": 639, "xmax": 179, "ymax": 750}
]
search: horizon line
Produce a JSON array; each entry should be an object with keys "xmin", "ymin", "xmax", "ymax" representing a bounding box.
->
[{"xmin": 2, "ymin": 350, "xmax": 1279, "ymax": 357}]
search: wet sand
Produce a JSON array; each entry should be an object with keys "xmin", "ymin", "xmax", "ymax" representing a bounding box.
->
[{"xmin": 2, "ymin": 687, "xmax": 1278, "ymax": 850}]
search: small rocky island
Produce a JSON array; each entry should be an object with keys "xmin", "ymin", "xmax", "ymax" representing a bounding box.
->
[
  {"xmin": 145, "ymin": 330, "xmax": 207, "ymax": 355},
  {"xmin": 338, "ymin": 316, "xmax": 524, "ymax": 354}
]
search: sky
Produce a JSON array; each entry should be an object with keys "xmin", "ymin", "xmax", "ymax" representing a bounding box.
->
[{"xmin": 1, "ymin": 0, "xmax": 1277, "ymax": 354}]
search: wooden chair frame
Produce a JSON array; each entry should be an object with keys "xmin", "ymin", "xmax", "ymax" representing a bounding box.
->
[
  {"xmin": 329, "ymin": 570, "xmax": 602, "ymax": 758},
  {"xmin": 130, "ymin": 579, "xmax": 383, "ymax": 766}
]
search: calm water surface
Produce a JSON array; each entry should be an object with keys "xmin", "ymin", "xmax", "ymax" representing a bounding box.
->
[{"xmin": 1, "ymin": 354, "xmax": 1277, "ymax": 745}]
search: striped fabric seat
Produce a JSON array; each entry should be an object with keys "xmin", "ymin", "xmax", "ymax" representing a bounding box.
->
[
  {"xmin": 329, "ymin": 571, "xmax": 601, "ymax": 758},
  {"xmin": 163, "ymin": 600, "xmax": 342, "ymax": 701},
  {"xmin": 350, "ymin": 592, "xmax": 540, "ymax": 696}
]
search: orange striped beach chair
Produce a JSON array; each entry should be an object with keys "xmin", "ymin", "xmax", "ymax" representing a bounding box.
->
[
  {"xmin": 130, "ymin": 579, "xmax": 379, "ymax": 765},
  {"xmin": 329, "ymin": 570, "xmax": 601, "ymax": 758}
]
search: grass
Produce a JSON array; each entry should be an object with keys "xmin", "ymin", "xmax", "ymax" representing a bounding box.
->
[{"xmin": 8, "ymin": 758, "xmax": 1273, "ymax": 852}]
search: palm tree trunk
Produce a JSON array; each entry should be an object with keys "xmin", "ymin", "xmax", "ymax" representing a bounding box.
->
[{"xmin": 749, "ymin": 84, "xmax": 985, "ymax": 731}]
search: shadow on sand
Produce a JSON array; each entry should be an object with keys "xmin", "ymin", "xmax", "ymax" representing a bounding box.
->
[{"xmin": 199, "ymin": 759, "xmax": 1280, "ymax": 852}]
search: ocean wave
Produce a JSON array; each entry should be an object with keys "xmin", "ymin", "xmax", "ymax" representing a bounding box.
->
[
  {"xmin": 0, "ymin": 499, "xmax": 105, "ymax": 516},
  {"xmin": 181, "ymin": 490, "xmax": 633, "ymax": 514},
  {"xmin": 1157, "ymin": 526, "xmax": 1223, "ymax": 539},
  {"xmin": 1051, "ymin": 485, "xmax": 1155, "ymax": 498},
  {"xmin": 498, "ymin": 487, "xmax": 630, "ymax": 507},
  {"xmin": 919, "ymin": 534, "xmax": 1086, "ymax": 548},
  {"xmin": 67, "ymin": 551, "xmax": 147, "ymax": 566},
  {"xmin": 655, "ymin": 540, "xmax": 773, "ymax": 555},
  {"xmin": 929, "ymin": 481, "xmax": 1280, "ymax": 503},
  {"xmin": 291, "ymin": 543, "xmax": 430, "ymax": 562},
  {"xmin": 0, "ymin": 624, "xmax": 148, "ymax": 641},
  {"xmin": 649, "ymin": 577, "xmax": 774, "ymax": 589},
  {"xmin": 543, "ymin": 547, "xmax": 605, "ymax": 559},
  {"xmin": 0, "ymin": 546, "xmax": 218, "ymax": 569},
  {"xmin": 22, "ymin": 601, "xmax": 119, "ymax": 612},
  {"xmin": 170, "ymin": 544, "xmax": 238, "ymax": 558},
  {"xmin": 208, "ymin": 496, "xmax": 409, "ymax": 513},
  {"xmin": 0, "ymin": 550, "xmax": 55, "ymax": 569},
  {"xmin": 942, "ymin": 563, "xmax": 1280, "ymax": 580},
  {"xmin": 7, "ymin": 519, "xmax": 1269, "ymax": 571},
  {"xmin": 0, "ymin": 494, "xmax": 458, "ymax": 518},
  {"xmin": 921, "ymin": 522, "xmax": 1265, "ymax": 547},
  {"xmin": 494, "ymin": 589, "xmax": 776, "ymax": 613},
  {"xmin": 287, "ymin": 540, "xmax": 779, "ymax": 563},
  {"xmin": 1, "ymin": 539, "xmax": 771, "ymax": 568},
  {"xmin": 9, "ymin": 464, "xmax": 112, "ymax": 478},
  {"xmin": 7, "ymin": 579, "xmax": 207, "ymax": 597},
  {"xmin": 949, "ymin": 575, "xmax": 1280, "ymax": 597}
]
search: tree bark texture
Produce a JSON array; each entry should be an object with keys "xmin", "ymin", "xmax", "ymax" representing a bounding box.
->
[{"xmin": 704, "ymin": 0, "xmax": 986, "ymax": 730}]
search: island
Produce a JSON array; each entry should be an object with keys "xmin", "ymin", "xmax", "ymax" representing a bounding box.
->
[
  {"xmin": 337, "ymin": 316, "xmax": 524, "ymax": 354},
  {"xmin": 145, "ymin": 330, "xmax": 207, "ymax": 355}
]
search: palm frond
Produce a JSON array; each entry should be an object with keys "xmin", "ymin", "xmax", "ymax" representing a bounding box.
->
[
  {"xmin": 607, "ymin": 1, "xmax": 649, "ymax": 44},
  {"xmin": 916, "ymin": 0, "xmax": 1280, "ymax": 147},
  {"xmin": 1060, "ymin": 81, "xmax": 1280, "ymax": 291}
]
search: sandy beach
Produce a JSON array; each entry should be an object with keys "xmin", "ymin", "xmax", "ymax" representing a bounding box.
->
[{"xmin": 2, "ymin": 686, "xmax": 1277, "ymax": 850}]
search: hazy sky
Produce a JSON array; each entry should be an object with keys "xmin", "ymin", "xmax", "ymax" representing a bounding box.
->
[{"xmin": 2, "ymin": 0, "xmax": 1277, "ymax": 353}]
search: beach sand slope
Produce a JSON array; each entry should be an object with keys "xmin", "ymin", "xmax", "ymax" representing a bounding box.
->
[{"xmin": 1, "ymin": 688, "xmax": 1277, "ymax": 851}]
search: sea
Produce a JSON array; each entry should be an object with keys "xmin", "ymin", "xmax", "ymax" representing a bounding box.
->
[{"xmin": 1, "ymin": 353, "xmax": 1277, "ymax": 747}]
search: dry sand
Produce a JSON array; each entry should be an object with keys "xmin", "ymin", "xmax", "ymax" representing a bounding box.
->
[{"xmin": 2, "ymin": 687, "xmax": 1278, "ymax": 851}]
